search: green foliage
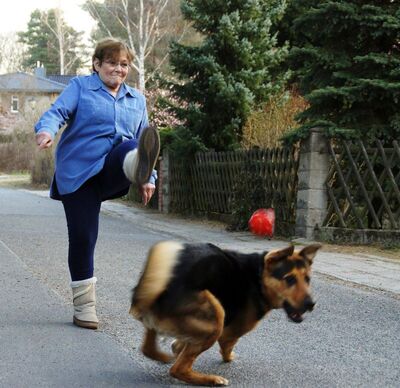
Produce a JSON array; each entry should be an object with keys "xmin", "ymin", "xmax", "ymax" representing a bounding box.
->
[
  {"xmin": 18, "ymin": 10, "xmax": 54, "ymax": 72},
  {"xmin": 168, "ymin": 0, "xmax": 290, "ymax": 151},
  {"xmin": 160, "ymin": 125, "xmax": 207, "ymax": 161},
  {"xmin": 18, "ymin": 9, "xmax": 85, "ymax": 74},
  {"xmin": 285, "ymin": 1, "xmax": 400, "ymax": 143},
  {"xmin": 275, "ymin": 0, "xmax": 319, "ymax": 47}
]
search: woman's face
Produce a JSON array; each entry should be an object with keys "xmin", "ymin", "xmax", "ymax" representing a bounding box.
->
[{"xmin": 94, "ymin": 51, "xmax": 130, "ymax": 94}]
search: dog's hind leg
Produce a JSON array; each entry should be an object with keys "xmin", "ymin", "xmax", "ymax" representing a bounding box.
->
[
  {"xmin": 169, "ymin": 290, "xmax": 228, "ymax": 386},
  {"xmin": 141, "ymin": 328, "xmax": 174, "ymax": 363}
]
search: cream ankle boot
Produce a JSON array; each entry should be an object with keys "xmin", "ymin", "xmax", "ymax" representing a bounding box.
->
[
  {"xmin": 71, "ymin": 277, "xmax": 99, "ymax": 330},
  {"xmin": 122, "ymin": 126, "xmax": 160, "ymax": 186}
]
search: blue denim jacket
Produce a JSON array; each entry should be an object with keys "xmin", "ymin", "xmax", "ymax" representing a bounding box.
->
[{"xmin": 34, "ymin": 72, "xmax": 156, "ymax": 196}]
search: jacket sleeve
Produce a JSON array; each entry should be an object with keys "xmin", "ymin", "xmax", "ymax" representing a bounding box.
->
[
  {"xmin": 34, "ymin": 77, "xmax": 81, "ymax": 139},
  {"xmin": 136, "ymin": 94, "xmax": 149, "ymax": 139}
]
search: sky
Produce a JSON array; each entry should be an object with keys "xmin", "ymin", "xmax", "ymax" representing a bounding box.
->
[{"xmin": 0, "ymin": 0, "xmax": 96, "ymax": 40}]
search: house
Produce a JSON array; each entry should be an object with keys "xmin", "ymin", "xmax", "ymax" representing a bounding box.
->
[{"xmin": 0, "ymin": 67, "xmax": 72, "ymax": 134}]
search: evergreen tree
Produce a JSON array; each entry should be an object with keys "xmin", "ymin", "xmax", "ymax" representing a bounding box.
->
[
  {"xmin": 287, "ymin": 1, "xmax": 400, "ymax": 142},
  {"xmin": 18, "ymin": 9, "xmax": 85, "ymax": 75},
  {"xmin": 275, "ymin": 0, "xmax": 318, "ymax": 48},
  {"xmin": 168, "ymin": 0, "xmax": 289, "ymax": 151},
  {"xmin": 18, "ymin": 10, "xmax": 55, "ymax": 73}
]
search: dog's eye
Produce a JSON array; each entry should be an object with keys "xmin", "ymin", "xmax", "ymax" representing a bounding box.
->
[
  {"xmin": 284, "ymin": 275, "xmax": 297, "ymax": 286},
  {"xmin": 305, "ymin": 275, "xmax": 311, "ymax": 284}
]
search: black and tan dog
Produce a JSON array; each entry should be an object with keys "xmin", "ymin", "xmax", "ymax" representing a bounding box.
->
[{"xmin": 130, "ymin": 241, "xmax": 321, "ymax": 386}]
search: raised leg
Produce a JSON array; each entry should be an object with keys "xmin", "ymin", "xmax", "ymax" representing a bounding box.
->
[
  {"xmin": 171, "ymin": 339, "xmax": 185, "ymax": 356},
  {"xmin": 141, "ymin": 328, "xmax": 174, "ymax": 363}
]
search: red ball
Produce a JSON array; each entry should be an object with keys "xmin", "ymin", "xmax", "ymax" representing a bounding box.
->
[{"xmin": 248, "ymin": 208, "xmax": 275, "ymax": 237}]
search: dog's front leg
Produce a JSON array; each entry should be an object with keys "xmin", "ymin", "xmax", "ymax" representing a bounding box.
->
[
  {"xmin": 218, "ymin": 335, "xmax": 239, "ymax": 362},
  {"xmin": 170, "ymin": 342, "xmax": 229, "ymax": 386},
  {"xmin": 169, "ymin": 290, "xmax": 228, "ymax": 386}
]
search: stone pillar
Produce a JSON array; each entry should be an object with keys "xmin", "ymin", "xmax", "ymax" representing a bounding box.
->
[
  {"xmin": 295, "ymin": 128, "xmax": 330, "ymax": 239},
  {"xmin": 158, "ymin": 149, "xmax": 170, "ymax": 213}
]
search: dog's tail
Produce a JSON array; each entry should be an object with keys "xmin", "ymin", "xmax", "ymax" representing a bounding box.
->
[{"xmin": 129, "ymin": 241, "xmax": 182, "ymax": 320}]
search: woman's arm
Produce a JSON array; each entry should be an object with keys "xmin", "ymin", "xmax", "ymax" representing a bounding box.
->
[{"xmin": 34, "ymin": 77, "xmax": 81, "ymax": 140}]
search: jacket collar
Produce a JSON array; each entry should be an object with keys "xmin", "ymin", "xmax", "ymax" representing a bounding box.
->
[
  {"xmin": 88, "ymin": 72, "xmax": 103, "ymax": 90},
  {"xmin": 88, "ymin": 72, "xmax": 136, "ymax": 98}
]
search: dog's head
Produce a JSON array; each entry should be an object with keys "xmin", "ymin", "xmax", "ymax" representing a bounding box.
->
[{"xmin": 262, "ymin": 244, "xmax": 321, "ymax": 323}]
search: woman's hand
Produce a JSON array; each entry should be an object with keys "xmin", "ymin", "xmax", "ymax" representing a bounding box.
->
[
  {"xmin": 35, "ymin": 132, "xmax": 53, "ymax": 150},
  {"xmin": 140, "ymin": 182, "xmax": 156, "ymax": 206}
]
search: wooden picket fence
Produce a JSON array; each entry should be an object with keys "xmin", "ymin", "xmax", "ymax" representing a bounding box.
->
[
  {"xmin": 323, "ymin": 139, "xmax": 400, "ymax": 230},
  {"xmin": 168, "ymin": 147, "xmax": 299, "ymax": 236}
]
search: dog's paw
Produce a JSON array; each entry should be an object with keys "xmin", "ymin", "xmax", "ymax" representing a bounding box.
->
[
  {"xmin": 222, "ymin": 351, "xmax": 236, "ymax": 363},
  {"xmin": 210, "ymin": 375, "xmax": 229, "ymax": 386},
  {"xmin": 220, "ymin": 349, "xmax": 236, "ymax": 362}
]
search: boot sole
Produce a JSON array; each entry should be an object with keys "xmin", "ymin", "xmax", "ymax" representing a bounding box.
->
[
  {"xmin": 135, "ymin": 126, "xmax": 160, "ymax": 187},
  {"xmin": 73, "ymin": 316, "xmax": 98, "ymax": 330}
]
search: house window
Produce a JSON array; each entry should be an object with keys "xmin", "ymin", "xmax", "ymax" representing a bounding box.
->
[{"xmin": 11, "ymin": 96, "xmax": 19, "ymax": 113}]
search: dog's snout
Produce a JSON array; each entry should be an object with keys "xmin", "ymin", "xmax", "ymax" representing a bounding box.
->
[{"xmin": 304, "ymin": 296, "xmax": 315, "ymax": 311}]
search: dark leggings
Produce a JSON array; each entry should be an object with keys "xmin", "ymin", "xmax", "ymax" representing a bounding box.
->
[{"xmin": 60, "ymin": 139, "xmax": 138, "ymax": 281}]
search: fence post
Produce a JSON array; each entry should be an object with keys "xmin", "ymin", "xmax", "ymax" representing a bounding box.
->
[
  {"xmin": 295, "ymin": 128, "xmax": 330, "ymax": 239},
  {"xmin": 158, "ymin": 149, "xmax": 170, "ymax": 213}
]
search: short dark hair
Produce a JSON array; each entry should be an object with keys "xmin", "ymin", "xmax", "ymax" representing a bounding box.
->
[{"xmin": 92, "ymin": 38, "xmax": 134, "ymax": 72}]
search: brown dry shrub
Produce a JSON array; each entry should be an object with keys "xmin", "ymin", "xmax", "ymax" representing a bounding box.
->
[
  {"xmin": 242, "ymin": 90, "xmax": 308, "ymax": 149},
  {"xmin": 0, "ymin": 130, "xmax": 35, "ymax": 173},
  {"xmin": 0, "ymin": 98, "xmax": 60, "ymax": 188},
  {"xmin": 30, "ymin": 147, "xmax": 54, "ymax": 186},
  {"xmin": 25, "ymin": 100, "xmax": 58, "ymax": 185}
]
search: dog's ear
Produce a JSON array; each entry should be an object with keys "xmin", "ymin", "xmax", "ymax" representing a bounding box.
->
[
  {"xmin": 297, "ymin": 244, "xmax": 322, "ymax": 264},
  {"xmin": 264, "ymin": 245, "xmax": 295, "ymax": 269}
]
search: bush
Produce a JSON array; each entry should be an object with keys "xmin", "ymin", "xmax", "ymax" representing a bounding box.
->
[
  {"xmin": 0, "ymin": 130, "xmax": 35, "ymax": 173},
  {"xmin": 30, "ymin": 147, "xmax": 54, "ymax": 186},
  {"xmin": 241, "ymin": 90, "xmax": 308, "ymax": 149},
  {"xmin": 0, "ymin": 99, "xmax": 56, "ymax": 183}
]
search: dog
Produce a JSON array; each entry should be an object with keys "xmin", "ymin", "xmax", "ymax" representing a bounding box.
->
[{"xmin": 130, "ymin": 241, "xmax": 321, "ymax": 386}]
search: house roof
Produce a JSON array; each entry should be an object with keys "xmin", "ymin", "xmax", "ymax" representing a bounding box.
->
[
  {"xmin": 46, "ymin": 74, "xmax": 75, "ymax": 85},
  {"xmin": 0, "ymin": 72, "xmax": 66, "ymax": 93}
]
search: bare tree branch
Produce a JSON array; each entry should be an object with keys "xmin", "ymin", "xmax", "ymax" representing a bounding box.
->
[
  {"xmin": 85, "ymin": 0, "xmax": 114, "ymax": 37},
  {"xmin": 0, "ymin": 33, "xmax": 26, "ymax": 73},
  {"xmin": 145, "ymin": 22, "xmax": 192, "ymax": 83},
  {"xmin": 87, "ymin": 0, "xmax": 188, "ymax": 91}
]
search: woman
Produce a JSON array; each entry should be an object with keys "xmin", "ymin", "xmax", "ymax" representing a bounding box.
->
[{"xmin": 34, "ymin": 38, "xmax": 160, "ymax": 330}]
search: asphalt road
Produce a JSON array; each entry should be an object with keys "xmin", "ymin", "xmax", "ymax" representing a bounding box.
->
[{"xmin": 0, "ymin": 187, "xmax": 399, "ymax": 387}]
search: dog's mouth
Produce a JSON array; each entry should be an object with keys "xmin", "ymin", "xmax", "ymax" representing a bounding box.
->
[{"xmin": 283, "ymin": 301, "xmax": 307, "ymax": 323}]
